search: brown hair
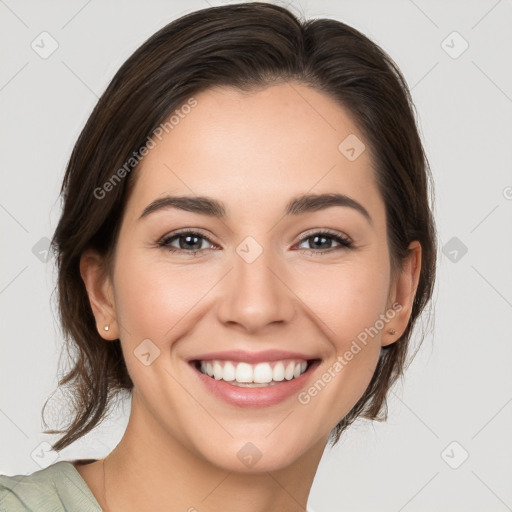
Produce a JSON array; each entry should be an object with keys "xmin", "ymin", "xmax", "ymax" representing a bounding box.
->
[{"xmin": 43, "ymin": 2, "xmax": 436, "ymax": 451}]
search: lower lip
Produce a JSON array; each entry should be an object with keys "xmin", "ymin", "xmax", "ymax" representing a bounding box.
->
[{"xmin": 190, "ymin": 361, "xmax": 320, "ymax": 407}]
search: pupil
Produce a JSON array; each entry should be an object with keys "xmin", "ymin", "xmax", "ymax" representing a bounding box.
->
[
  {"xmin": 312, "ymin": 235, "xmax": 329, "ymax": 249},
  {"xmin": 182, "ymin": 235, "xmax": 201, "ymax": 250}
]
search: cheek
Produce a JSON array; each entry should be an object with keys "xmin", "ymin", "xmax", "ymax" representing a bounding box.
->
[
  {"xmin": 111, "ymin": 254, "xmax": 216, "ymax": 400},
  {"xmin": 293, "ymin": 263, "xmax": 390, "ymax": 427},
  {"xmin": 113, "ymin": 244, "xmax": 391, "ymax": 353},
  {"xmin": 112, "ymin": 249, "xmax": 218, "ymax": 344},
  {"xmin": 298, "ymin": 257, "xmax": 391, "ymax": 346}
]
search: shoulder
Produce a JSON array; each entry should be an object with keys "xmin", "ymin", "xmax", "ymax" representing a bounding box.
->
[{"xmin": 0, "ymin": 461, "xmax": 102, "ymax": 512}]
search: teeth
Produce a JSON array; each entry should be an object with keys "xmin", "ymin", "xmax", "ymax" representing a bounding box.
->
[
  {"xmin": 253, "ymin": 362, "xmax": 273, "ymax": 383},
  {"xmin": 273, "ymin": 362, "xmax": 285, "ymax": 382},
  {"xmin": 284, "ymin": 361, "xmax": 295, "ymax": 380},
  {"xmin": 222, "ymin": 362, "xmax": 236, "ymax": 381},
  {"xmin": 198, "ymin": 359, "xmax": 309, "ymax": 385},
  {"xmin": 236, "ymin": 362, "xmax": 253, "ymax": 383},
  {"xmin": 213, "ymin": 361, "xmax": 223, "ymax": 380}
]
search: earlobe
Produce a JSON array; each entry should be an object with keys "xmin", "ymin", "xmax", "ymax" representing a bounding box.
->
[
  {"xmin": 79, "ymin": 249, "xmax": 118, "ymax": 340},
  {"xmin": 382, "ymin": 241, "xmax": 422, "ymax": 347}
]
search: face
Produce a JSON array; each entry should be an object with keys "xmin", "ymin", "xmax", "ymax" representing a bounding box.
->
[{"xmin": 84, "ymin": 82, "xmax": 418, "ymax": 472}]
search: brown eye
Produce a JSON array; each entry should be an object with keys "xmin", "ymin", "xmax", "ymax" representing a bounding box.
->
[
  {"xmin": 158, "ymin": 231, "xmax": 216, "ymax": 254},
  {"xmin": 296, "ymin": 230, "xmax": 353, "ymax": 252}
]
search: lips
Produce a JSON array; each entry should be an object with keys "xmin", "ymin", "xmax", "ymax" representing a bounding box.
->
[
  {"xmin": 187, "ymin": 350, "xmax": 321, "ymax": 407},
  {"xmin": 190, "ymin": 349, "xmax": 317, "ymax": 364}
]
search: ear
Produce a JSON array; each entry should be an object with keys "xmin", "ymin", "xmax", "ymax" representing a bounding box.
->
[
  {"xmin": 80, "ymin": 249, "xmax": 119, "ymax": 341},
  {"xmin": 382, "ymin": 241, "xmax": 422, "ymax": 347}
]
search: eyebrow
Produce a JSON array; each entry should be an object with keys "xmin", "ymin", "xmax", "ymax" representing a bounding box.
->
[{"xmin": 138, "ymin": 192, "xmax": 372, "ymax": 225}]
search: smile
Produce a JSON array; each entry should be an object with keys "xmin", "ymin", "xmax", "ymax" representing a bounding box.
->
[
  {"xmin": 188, "ymin": 350, "xmax": 321, "ymax": 407},
  {"xmin": 196, "ymin": 359, "xmax": 309, "ymax": 387}
]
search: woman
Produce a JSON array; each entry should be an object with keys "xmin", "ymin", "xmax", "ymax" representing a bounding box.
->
[{"xmin": 0, "ymin": 2, "xmax": 436, "ymax": 511}]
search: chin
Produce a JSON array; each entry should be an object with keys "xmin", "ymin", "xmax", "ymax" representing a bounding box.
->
[{"xmin": 191, "ymin": 430, "xmax": 320, "ymax": 474}]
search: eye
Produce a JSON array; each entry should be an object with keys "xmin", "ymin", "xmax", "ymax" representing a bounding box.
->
[
  {"xmin": 295, "ymin": 230, "xmax": 353, "ymax": 253},
  {"xmin": 158, "ymin": 230, "xmax": 217, "ymax": 255},
  {"xmin": 157, "ymin": 228, "xmax": 353, "ymax": 257}
]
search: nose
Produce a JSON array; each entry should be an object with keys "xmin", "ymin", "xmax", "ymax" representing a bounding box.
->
[{"xmin": 216, "ymin": 243, "xmax": 296, "ymax": 334}]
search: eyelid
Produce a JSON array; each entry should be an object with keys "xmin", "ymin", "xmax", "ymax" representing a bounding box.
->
[
  {"xmin": 293, "ymin": 227, "xmax": 353, "ymax": 246},
  {"xmin": 158, "ymin": 228, "xmax": 218, "ymax": 247}
]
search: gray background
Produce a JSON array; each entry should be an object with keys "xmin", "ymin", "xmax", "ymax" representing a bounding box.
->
[{"xmin": 1, "ymin": 1, "xmax": 511, "ymax": 510}]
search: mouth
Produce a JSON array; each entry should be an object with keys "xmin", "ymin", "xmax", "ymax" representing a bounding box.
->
[
  {"xmin": 187, "ymin": 350, "xmax": 322, "ymax": 406},
  {"xmin": 191, "ymin": 358, "xmax": 315, "ymax": 387}
]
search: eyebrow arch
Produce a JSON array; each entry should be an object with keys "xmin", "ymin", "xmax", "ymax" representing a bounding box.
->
[{"xmin": 138, "ymin": 192, "xmax": 372, "ymax": 225}]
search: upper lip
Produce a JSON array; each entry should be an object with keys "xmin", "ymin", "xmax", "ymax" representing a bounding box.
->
[{"xmin": 189, "ymin": 350, "xmax": 319, "ymax": 364}]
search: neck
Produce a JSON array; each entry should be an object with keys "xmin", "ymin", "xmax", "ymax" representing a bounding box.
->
[{"xmin": 100, "ymin": 391, "xmax": 327, "ymax": 512}]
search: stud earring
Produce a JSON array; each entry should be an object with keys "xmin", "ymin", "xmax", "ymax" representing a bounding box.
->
[
  {"xmin": 104, "ymin": 324, "xmax": 110, "ymax": 331},
  {"xmin": 388, "ymin": 329, "xmax": 396, "ymax": 335}
]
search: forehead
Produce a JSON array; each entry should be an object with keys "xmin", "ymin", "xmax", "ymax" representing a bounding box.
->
[{"xmin": 123, "ymin": 82, "xmax": 384, "ymax": 225}]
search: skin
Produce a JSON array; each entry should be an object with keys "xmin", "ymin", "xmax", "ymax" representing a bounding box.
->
[{"xmin": 77, "ymin": 82, "xmax": 421, "ymax": 512}]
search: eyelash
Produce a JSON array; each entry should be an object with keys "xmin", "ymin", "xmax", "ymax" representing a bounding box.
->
[{"xmin": 157, "ymin": 229, "xmax": 353, "ymax": 256}]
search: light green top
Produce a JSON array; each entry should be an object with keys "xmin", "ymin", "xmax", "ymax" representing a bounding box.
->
[
  {"xmin": 1, "ymin": 461, "xmax": 316, "ymax": 511},
  {"xmin": 0, "ymin": 460, "xmax": 102, "ymax": 512}
]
